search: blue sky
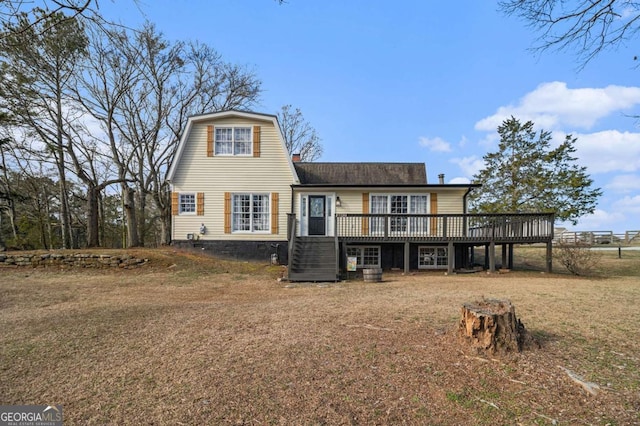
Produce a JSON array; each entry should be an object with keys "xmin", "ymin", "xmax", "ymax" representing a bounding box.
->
[{"xmin": 102, "ymin": 0, "xmax": 640, "ymax": 233}]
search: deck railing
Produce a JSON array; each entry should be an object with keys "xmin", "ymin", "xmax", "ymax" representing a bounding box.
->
[{"xmin": 335, "ymin": 213, "xmax": 554, "ymax": 242}]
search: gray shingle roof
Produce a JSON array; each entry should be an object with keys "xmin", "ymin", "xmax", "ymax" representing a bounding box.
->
[{"xmin": 293, "ymin": 162, "xmax": 427, "ymax": 185}]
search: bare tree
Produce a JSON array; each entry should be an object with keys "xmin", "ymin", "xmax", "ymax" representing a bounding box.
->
[
  {"xmin": 77, "ymin": 22, "xmax": 262, "ymax": 246},
  {"xmin": 500, "ymin": 0, "xmax": 640, "ymax": 66},
  {"xmin": 74, "ymin": 24, "xmax": 140, "ymax": 246},
  {"xmin": 0, "ymin": 136, "xmax": 18, "ymax": 248},
  {"xmin": 1, "ymin": 1, "xmax": 92, "ymax": 28},
  {"xmin": 0, "ymin": 131, "xmax": 62, "ymax": 249},
  {"xmin": 0, "ymin": 9, "xmax": 88, "ymax": 248},
  {"xmin": 277, "ymin": 105, "xmax": 323, "ymax": 161},
  {"xmin": 0, "ymin": 1, "xmax": 134, "ymax": 41}
]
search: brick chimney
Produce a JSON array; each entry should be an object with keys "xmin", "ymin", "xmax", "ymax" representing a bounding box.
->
[
  {"xmin": 292, "ymin": 153, "xmax": 301, "ymax": 162},
  {"xmin": 438, "ymin": 174, "xmax": 445, "ymax": 184}
]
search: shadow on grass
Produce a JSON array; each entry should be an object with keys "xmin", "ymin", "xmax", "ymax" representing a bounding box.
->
[{"xmin": 528, "ymin": 328, "xmax": 562, "ymax": 348}]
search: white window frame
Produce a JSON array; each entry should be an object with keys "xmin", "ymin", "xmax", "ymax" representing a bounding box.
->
[
  {"xmin": 346, "ymin": 245, "xmax": 381, "ymax": 268},
  {"xmin": 418, "ymin": 246, "xmax": 448, "ymax": 269},
  {"xmin": 370, "ymin": 193, "xmax": 431, "ymax": 235},
  {"xmin": 179, "ymin": 193, "xmax": 196, "ymax": 215},
  {"xmin": 214, "ymin": 126, "xmax": 252, "ymax": 156},
  {"xmin": 232, "ymin": 193, "xmax": 270, "ymax": 233}
]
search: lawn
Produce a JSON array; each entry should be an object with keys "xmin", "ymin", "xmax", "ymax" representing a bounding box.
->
[{"xmin": 1, "ymin": 248, "xmax": 639, "ymax": 425}]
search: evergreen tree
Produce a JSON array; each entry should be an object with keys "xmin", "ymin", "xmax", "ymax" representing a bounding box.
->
[{"xmin": 470, "ymin": 117, "xmax": 602, "ymax": 225}]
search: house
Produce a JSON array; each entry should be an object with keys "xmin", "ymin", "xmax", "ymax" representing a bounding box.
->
[{"xmin": 167, "ymin": 110, "xmax": 555, "ymax": 281}]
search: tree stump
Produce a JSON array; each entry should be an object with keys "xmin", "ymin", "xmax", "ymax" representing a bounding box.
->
[{"xmin": 459, "ymin": 299, "xmax": 527, "ymax": 354}]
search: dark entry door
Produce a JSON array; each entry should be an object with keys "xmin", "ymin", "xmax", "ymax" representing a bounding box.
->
[{"xmin": 308, "ymin": 196, "xmax": 326, "ymax": 236}]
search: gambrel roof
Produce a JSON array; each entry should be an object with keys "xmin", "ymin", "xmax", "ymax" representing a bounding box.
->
[
  {"xmin": 167, "ymin": 110, "xmax": 300, "ymax": 183},
  {"xmin": 293, "ymin": 162, "xmax": 427, "ymax": 185}
]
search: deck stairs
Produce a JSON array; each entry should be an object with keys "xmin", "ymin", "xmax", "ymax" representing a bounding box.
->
[{"xmin": 288, "ymin": 236, "xmax": 339, "ymax": 282}]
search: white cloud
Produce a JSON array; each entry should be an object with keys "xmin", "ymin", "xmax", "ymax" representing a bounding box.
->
[
  {"xmin": 575, "ymin": 130, "xmax": 640, "ymax": 173},
  {"xmin": 449, "ymin": 176, "xmax": 471, "ymax": 184},
  {"xmin": 450, "ymin": 155, "xmax": 484, "ymax": 178},
  {"xmin": 606, "ymin": 174, "xmax": 640, "ymax": 193},
  {"xmin": 613, "ymin": 195, "xmax": 640, "ymax": 214},
  {"xmin": 566, "ymin": 196, "xmax": 640, "ymax": 231},
  {"xmin": 475, "ymin": 81, "xmax": 640, "ymax": 132},
  {"xmin": 571, "ymin": 209, "xmax": 627, "ymax": 231},
  {"xmin": 478, "ymin": 133, "xmax": 498, "ymax": 149},
  {"xmin": 419, "ymin": 136, "xmax": 451, "ymax": 152}
]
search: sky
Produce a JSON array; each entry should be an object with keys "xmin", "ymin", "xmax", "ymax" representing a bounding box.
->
[{"xmin": 99, "ymin": 0, "xmax": 640, "ymax": 233}]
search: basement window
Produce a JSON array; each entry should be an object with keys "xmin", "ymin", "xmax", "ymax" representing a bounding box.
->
[
  {"xmin": 418, "ymin": 246, "xmax": 448, "ymax": 269},
  {"xmin": 346, "ymin": 246, "xmax": 380, "ymax": 268}
]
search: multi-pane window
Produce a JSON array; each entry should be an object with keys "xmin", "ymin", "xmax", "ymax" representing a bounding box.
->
[
  {"xmin": 346, "ymin": 246, "xmax": 380, "ymax": 268},
  {"xmin": 370, "ymin": 194, "xmax": 430, "ymax": 234},
  {"xmin": 179, "ymin": 193, "xmax": 196, "ymax": 214},
  {"xmin": 370, "ymin": 195, "xmax": 387, "ymax": 234},
  {"xmin": 390, "ymin": 195, "xmax": 408, "ymax": 232},
  {"xmin": 410, "ymin": 195, "xmax": 429, "ymax": 233},
  {"xmin": 215, "ymin": 127, "xmax": 252, "ymax": 155},
  {"xmin": 418, "ymin": 246, "xmax": 448, "ymax": 269},
  {"xmin": 232, "ymin": 193, "xmax": 269, "ymax": 232}
]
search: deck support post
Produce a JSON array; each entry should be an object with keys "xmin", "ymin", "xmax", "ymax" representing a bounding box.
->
[
  {"xmin": 501, "ymin": 244, "xmax": 507, "ymax": 269},
  {"xmin": 447, "ymin": 241, "xmax": 454, "ymax": 274},
  {"xmin": 489, "ymin": 241, "xmax": 496, "ymax": 273},
  {"xmin": 484, "ymin": 244, "xmax": 490, "ymax": 270},
  {"xmin": 341, "ymin": 240, "xmax": 347, "ymax": 279},
  {"xmin": 545, "ymin": 241, "xmax": 553, "ymax": 273},
  {"xmin": 508, "ymin": 244, "xmax": 514, "ymax": 269},
  {"xmin": 404, "ymin": 242, "xmax": 410, "ymax": 274}
]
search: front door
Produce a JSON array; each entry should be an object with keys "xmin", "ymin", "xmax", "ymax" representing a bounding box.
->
[{"xmin": 308, "ymin": 195, "xmax": 326, "ymax": 236}]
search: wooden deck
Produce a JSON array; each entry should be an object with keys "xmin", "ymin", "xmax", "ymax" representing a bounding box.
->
[
  {"xmin": 288, "ymin": 213, "xmax": 555, "ymax": 279},
  {"xmin": 335, "ymin": 213, "xmax": 554, "ymax": 243}
]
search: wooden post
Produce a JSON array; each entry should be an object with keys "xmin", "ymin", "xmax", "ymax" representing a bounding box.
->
[
  {"xmin": 546, "ymin": 241, "xmax": 553, "ymax": 273},
  {"xmin": 508, "ymin": 244, "xmax": 514, "ymax": 269},
  {"xmin": 489, "ymin": 241, "xmax": 496, "ymax": 272},
  {"xmin": 404, "ymin": 242, "xmax": 410, "ymax": 274},
  {"xmin": 501, "ymin": 244, "xmax": 507, "ymax": 269},
  {"xmin": 484, "ymin": 244, "xmax": 489, "ymax": 270},
  {"xmin": 447, "ymin": 241, "xmax": 454, "ymax": 274}
]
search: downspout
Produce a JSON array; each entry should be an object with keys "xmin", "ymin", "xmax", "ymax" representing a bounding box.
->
[
  {"xmin": 290, "ymin": 185, "xmax": 295, "ymax": 216},
  {"xmin": 463, "ymin": 186, "xmax": 475, "ymax": 237},
  {"xmin": 463, "ymin": 186, "xmax": 474, "ymax": 215},
  {"xmin": 288, "ymin": 185, "xmax": 296, "ymax": 272}
]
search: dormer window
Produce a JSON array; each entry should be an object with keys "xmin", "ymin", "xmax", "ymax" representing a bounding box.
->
[{"xmin": 215, "ymin": 127, "xmax": 252, "ymax": 156}]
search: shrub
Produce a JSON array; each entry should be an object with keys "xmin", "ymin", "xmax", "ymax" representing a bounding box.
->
[{"xmin": 555, "ymin": 242, "xmax": 601, "ymax": 276}]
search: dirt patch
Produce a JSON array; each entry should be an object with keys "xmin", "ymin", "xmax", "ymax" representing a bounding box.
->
[{"xmin": 1, "ymin": 251, "xmax": 639, "ymax": 424}]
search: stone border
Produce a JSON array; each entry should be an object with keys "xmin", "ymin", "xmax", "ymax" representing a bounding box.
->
[{"xmin": 0, "ymin": 253, "xmax": 148, "ymax": 269}]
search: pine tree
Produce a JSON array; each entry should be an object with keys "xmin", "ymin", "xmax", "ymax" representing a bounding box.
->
[{"xmin": 470, "ymin": 117, "xmax": 602, "ymax": 225}]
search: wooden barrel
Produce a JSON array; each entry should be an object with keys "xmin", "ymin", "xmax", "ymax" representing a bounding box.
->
[{"xmin": 363, "ymin": 268, "xmax": 383, "ymax": 282}]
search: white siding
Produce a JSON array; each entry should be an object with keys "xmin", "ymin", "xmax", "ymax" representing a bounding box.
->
[{"xmin": 172, "ymin": 117, "xmax": 295, "ymax": 241}]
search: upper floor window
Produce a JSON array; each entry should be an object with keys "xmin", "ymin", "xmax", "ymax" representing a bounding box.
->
[
  {"xmin": 179, "ymin": 193, "xmax": 196, "ymax": 214},
  {"xmin": 215, "ymin": 127, "xmax": 252, "ymax": 156}
]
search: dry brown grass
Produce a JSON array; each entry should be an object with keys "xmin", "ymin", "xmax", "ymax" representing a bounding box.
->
[{"xmin": 1, "ymin": 248, "xmax": 639, "ymax": 425}]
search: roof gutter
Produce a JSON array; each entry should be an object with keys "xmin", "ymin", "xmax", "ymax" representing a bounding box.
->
[
  {"xmin": 291, "ymin": 183, "xmax": 481, "ymax": 189},
  {"xmin": 463, "ymin": 185, "xmax": 477, "ymax": 215}
]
